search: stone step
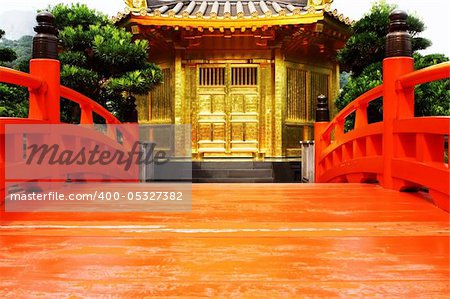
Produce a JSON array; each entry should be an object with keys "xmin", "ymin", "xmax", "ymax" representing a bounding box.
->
[
  {"xmin": 192, "ymin": 178, "xmax": 274, "ymax": 183},
  {"xmin": 193, "ymin": 169, "xmax": 273, "ymax": 179},
  {"xmin": 192, "ymin": 162, "xmax": 273, "ymax": 170}
]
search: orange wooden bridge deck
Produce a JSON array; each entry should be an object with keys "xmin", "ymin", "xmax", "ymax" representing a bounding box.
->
[
  {"xmin": 1, "ymin": 10, "xmax": 450, "ymax": 298},
  {"xmin": 1, "ymin": 183, "xmax": 449, "ymax": 298}
]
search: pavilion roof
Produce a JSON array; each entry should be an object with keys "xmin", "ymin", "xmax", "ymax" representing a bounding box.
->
[{"xmin": 115, "ymin": 0, "xmax": 352, "ymax": 27}]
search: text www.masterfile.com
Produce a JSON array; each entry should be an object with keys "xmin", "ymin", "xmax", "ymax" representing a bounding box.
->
[{"xmin": 9, "ymin": 191, "xmax": 185, "ymax": 201}]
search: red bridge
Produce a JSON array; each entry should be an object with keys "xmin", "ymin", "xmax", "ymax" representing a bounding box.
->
[{"xmin": 0, "ymin": 11, "xmax": 449, "ymax": 297}]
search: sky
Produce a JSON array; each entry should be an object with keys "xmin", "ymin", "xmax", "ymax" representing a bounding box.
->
[{"xmin": 0, "ymin": 0, "xmax": 449, "ymax": 56}]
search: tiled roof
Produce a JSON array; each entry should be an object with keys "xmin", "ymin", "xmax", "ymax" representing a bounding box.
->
[
  {"xmin": 116, "ymin": 0, "xmax": 352, "ymax": 26},
  {"xmin": 150, "ymin": 0, "xmax": 307, "ymax": 18}
]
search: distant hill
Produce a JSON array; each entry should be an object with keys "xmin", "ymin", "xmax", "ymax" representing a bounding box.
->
[
  {"xmin": 0, "ymin": 10, "xmax": 35, "ymax": 40},
  {"xmin": 0, "ymin": 35, "xmax": 33, "ymax": 70}
]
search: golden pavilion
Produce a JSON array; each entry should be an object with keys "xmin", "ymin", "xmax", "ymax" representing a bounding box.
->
[{"xmin": 116, "ymin": 0, "xmax": 351, "ymax": 159}]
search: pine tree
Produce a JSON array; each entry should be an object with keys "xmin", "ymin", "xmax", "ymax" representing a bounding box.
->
[
  {"xmin": 0, "ymin": 29, "xmax": 28, "ymax": 117},
  {"xmin": 336, "ymin": 1, "xmax": 449, "ymax": 119},
  {"xmin": 50, "ymin": 3, "xmax": 162, "ymax": 122},
  {"xmin": 337, "ymin": 1, "xmax": 430, "ymax": 76}
]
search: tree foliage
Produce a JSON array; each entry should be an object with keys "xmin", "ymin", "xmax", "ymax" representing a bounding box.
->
[
  {"xmin": 0, "ymin": 35, "xmax": 32, "ymax": 71},
  {"xmin": 0, "ymin": 29, "xmax": 18, "ymax": 64},
  {"xmin": 0, "ymin": 83, "xmax": 28, "ymax": 117},
  {"xmin": 337, "ymin": 1, "xmax": 431, "ymax": 76},
  {"xmin": 413, "ymin": 54, "xmax": 450, "ymax": 116},
  {"xmin": 1, "ymin": 4, "xmax": 162, "ymax": 120},
  {"xmin": 336, "ymin": 54, "xmax": 450, "ymax": 120},
  {"xmin": 0, "ymin": 29, "xmax": 28, "ymax": 117},
  {"xmin": 49, "ymin": 3, "xmax": 162, "ymax": 122},
  {"xmin": 336, "ymin": 1, "xmax": 449, "ymax": 119}
]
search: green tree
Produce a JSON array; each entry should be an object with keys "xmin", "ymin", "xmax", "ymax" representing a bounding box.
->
[
  {"xmin": 0, "ymin": 29, "xmax": 18, "ymax": 64},
  {"xmin": 336, "ymin": 1, "xmax": 449, "ymax": 119},
  {"xmin": 337, "ymin": 1, "xmax": 430, "ymax": 76},
  {"xmin": 0, "ymin": 83, "xmax": 28, "ymax": 117},
  {"xmin": 0, "ymin": 29, "xmax": 28, "ymax": 117},
  {"xmin": 49, "ymin": 3, "xmax": 162, "ymax": 122},
  {"xmin": 336, "ymin": 54, "xmax": 449, "ymax": 122},
  {"xmin": 0, "ymin": 35, "xmax": 33, "ymax": 71},
  {"xmin": 413, "ymin": 54, "xmax": 450, "ymax": 116}
]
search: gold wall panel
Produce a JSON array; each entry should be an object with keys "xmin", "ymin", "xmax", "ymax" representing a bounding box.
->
[
  {"xmin": 286, "ymin": 67, "xmax": 307, "ymax": 122},
  {"xmin": 136, "ymin": 93, "xmax": 150, "ymax": 122},
  {"xmin": 231, "ymin": 123, "xmax": 244, "ymax": 141},
  {"xmin": 245, "ymin": 123, "xmax": 258, "ymax": 141},
  {"xmin": 283, "ymin": 62, "xmax": 331, "ymax": 157},
  {"xmin": 213, "ymin": 123, "xmax": 225, "ymax": 141},
  {"xmin": 149, "ymin": 68, "xmax": 173, "ymax": 123}
]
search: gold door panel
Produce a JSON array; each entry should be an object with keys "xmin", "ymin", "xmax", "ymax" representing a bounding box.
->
[
  {"xmin": 197, "ymin": 92, "xmax": 227, "ymax": 155},
  {"xmin": 195, "ymin": 64, "xmax": 260, "ymax": 158},
  {"xmin": 230, "ymin": 92, "xmax": 259, "ymax": 154}
]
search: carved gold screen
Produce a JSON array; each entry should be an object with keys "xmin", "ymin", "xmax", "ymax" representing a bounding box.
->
[
  {"xmin": 286, "ymin": 68, "xmax": 307, "ymax": 122},
  {"xmin": 284, "ymin": 67, "xmax": 308, "ymax": 156},
  {"xmin": 196, "ymin": 64, "xmax": 260, "ymax": 157},
  {"xmin": 150, "ymin": 68, "xmax": 173, "ymax": 123},
  {"xmin": 284, "ymin": 68, "xmax": 329, "ymax": 157}
]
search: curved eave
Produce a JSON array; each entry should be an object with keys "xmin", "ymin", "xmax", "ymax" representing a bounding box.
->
[
  {"xmin": 323, "ymin": 13, "xmax": 352, "ymax": 36},
  {"xmin": 118, "ymin": 12, "xmax": 330, "ymax": 28}
]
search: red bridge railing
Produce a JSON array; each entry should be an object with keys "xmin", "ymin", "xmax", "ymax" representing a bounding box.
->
[
  {"xmin": 314, "ymin": 10, "xmax": 450, "ymax": 212},
  {"xmin": 0, "ymin": 12, "xmax": 137, "ymax": 201}
]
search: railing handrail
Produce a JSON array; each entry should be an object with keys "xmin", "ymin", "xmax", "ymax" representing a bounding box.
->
[
  {"xmin": 322, "ymin": 62, "xmax": 450, "ymax": 138},
  {"xmin": 0, "ymin": 68, "xmax": 121, "ymax": 125},
  {"xmin": 60, "ymin": 86, "xmax": 121, "ymax": 124},
  {"xmin": 0, "ymin": 67, "xmax": 44, "ymax": 91},
  {"xmin": 398, "ymin": 61, "xmax": 450, "ymax": 88},
  {"xmin": 321, "ymin": 85, "xmax": 384, "ymax": 139},
  {"xmin": 0, "ymin": 118, "xmax": 50, "ymax": 124},
  {"xmin": 321, "ymin": 62, "xmax": 450, "ymax": 142}
]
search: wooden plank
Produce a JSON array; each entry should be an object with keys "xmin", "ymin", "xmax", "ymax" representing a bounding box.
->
[{"xmin": 0, "ymin": 184, "xmax": 449, "ymax": 297}]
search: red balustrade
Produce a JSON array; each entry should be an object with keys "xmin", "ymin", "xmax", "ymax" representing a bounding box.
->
[
  {"xmin": 0, "ymin": 60, "xmax": 139, "ymax": 194},
  {"xmin": 315, "ymin": 60, "xmax": 450, "ymax": 211},
  {"xmin": 314, "ymin": 10, "xmax": 450, "ymax": 212}
]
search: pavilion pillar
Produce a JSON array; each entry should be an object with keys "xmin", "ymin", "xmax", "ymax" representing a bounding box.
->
[
  {"xmin": 273, "ymin": 48, "xmax": 285, "ymax": 157},
  {"xmin": 331, "ymin": 63, "xmax": 340, "ymax": 117},
  {"xmin": 260, "ymin": 61, "xmax": 271, "ymax": 157},
  {"xmin": 174, "ymin": 50, "xmax": 184, "ymax": 125}
]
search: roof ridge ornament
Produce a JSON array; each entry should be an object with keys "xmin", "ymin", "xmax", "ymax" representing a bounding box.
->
[
  {"xmin": 308, "ymin": 0, "xmax": 332, "ymax": 9},
  {"xmin": 124, "ymin": 0, "xmax": 148, "ymax": 14}
]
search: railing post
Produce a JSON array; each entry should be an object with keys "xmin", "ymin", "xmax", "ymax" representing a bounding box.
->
[
  {"xmin": 381, "ymin": 10, "xmax": 414, "ymax": 188},
  {"xmin": 80, "ymin": 105, "xmax": 94, "ymax": 124},
  {"xmin": 29, "ymin": 12, "xmax": 60, "ymax": 123},
  {"xmin": 314, "ymin": 94, "xmax": 330, "ymax": 182}
]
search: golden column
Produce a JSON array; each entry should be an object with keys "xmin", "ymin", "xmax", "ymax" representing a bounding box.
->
[{"xmin": 273, "ymin": 48, "xmax": 286, "ymax": 157}]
